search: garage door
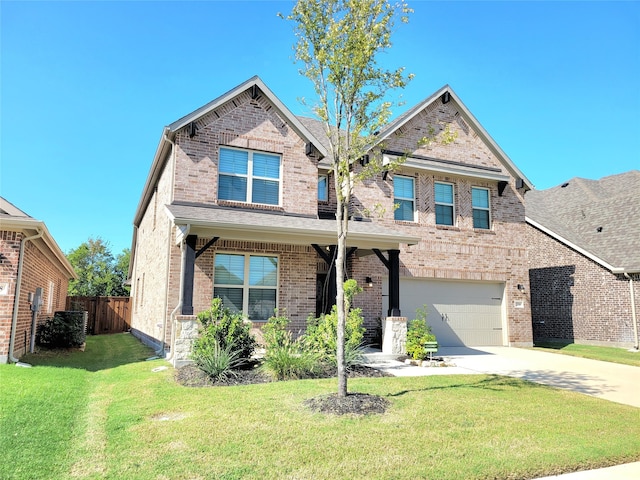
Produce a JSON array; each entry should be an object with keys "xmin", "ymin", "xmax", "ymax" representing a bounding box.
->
[{"xmin": 383, "ymin": 278, "xmax": 505, "ymax": 346}]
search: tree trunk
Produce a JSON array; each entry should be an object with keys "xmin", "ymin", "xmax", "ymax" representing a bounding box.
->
[{"xmin": 335, "ymin": 186, "xmax": 348, "ymax": 397}]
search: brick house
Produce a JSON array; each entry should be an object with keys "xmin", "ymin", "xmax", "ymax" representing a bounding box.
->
[
  {"xmin": 526, "ymin": 171, "xmax": 640, "ymax": 348},
  {"xmin": 129, "ymin": 76, "xmax": 534, "ymax": 365},
  {"xmin": 0, "ymin": 197, "xmax": 77, "ymax": 363}
]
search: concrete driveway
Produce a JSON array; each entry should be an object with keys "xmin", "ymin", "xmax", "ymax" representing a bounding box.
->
[{"xmin": 365, "ymin": 346, "xmax": 640, "ymax": 408}]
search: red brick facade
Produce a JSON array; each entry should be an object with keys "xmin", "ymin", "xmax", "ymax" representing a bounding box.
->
[
  {"xmin": 0, "ymin": 231, "xmax": 72, "ymax": 362},
  {"xmin": 130, "ymin": 79, "xmax": 534, "ymax": 359},
  {"xmin": 527, "ymin": 224, "xmax": 639, "ymax": 347}
]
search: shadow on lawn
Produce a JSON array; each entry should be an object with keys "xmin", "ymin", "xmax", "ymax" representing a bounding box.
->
[
  {"xmin": 19, "ymin": 333, "xmax": 155, "ymax": 372},
  {"xmin": 386, "ymin": 369, "xmax": 615, "ymax": 398},
  {"xmin": 386, "ymin": 375, "xmax": 530, "ymax": 397}
]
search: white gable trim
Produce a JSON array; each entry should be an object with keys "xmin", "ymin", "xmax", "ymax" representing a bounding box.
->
[{"xmin": 526, "ymin": 216, "xmax": 635, "ymax": 274}]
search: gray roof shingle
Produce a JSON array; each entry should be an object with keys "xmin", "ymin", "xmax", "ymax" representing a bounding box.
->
[{"xmin": 526, "ymin": 170, "xmax": 640, "ymax": 272}]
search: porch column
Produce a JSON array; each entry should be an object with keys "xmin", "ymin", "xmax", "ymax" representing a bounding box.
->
[
  {"xmin": 182, "ymin": 234, "xmax": 197, "ymax": 315},
  {"xmin": 388, "ymin": 249, "xmax": 401, "ymax": 316}
]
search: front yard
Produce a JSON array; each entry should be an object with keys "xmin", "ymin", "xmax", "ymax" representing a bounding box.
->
[{"xmin": 2, "ymin": 334, "xmax": 639, "ymax": 480}]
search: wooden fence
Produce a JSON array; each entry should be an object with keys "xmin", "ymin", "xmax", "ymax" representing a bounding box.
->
[{"xmin": 66, "ymin": 296, "xmax": 131, "ymax": 335}]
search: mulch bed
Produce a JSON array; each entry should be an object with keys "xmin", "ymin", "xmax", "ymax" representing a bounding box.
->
[{"xmin": 174, "ymin": 362, "xmax": 392, "ymax": 415}]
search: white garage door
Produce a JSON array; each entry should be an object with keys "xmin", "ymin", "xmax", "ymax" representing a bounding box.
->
[{"xmin": 383, "ymin": 278, "xmax": 505, "ymax": 346}]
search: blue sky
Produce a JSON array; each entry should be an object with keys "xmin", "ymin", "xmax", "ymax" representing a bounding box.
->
[{"xmin": 2, "ymin": 1, "xmax": 638, "ymax": 256}]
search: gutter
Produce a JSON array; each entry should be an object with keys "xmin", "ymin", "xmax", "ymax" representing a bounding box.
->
[
  {"xmin": 8, "ymin": 229, "xmax": 44, "ymax": 363},
  {"xmin": 624, "ymin": 273, "xmax": 639, "ymax": 351}
]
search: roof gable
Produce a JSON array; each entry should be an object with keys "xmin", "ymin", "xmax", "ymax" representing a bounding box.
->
[
  {"xmin": 374, "ymin": 85, "xmax": 533, "ymax": 190},
  {"xmin": 526, "ymin": 170, "xmax": 640, "ymax": 273}
]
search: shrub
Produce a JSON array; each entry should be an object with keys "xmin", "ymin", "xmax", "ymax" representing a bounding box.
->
[
  {"xmin": 191, "ymin": 339, "xmax": 244, "ymax": 381},
  {"xmin": 262, "ymin": 312, "xmax": 320, "ymax": 380},
  {"xmin": 262, "ymin": 339, "xmax": 321, "ymax": 381},
  {"xmin": 36, "ymin": 312, "xmax": 86, "ymax": 348},
  {"xmin": 406, "ymin": 305, "xmax": 437, "ymax": 361},
  {"xmin": 195, "ymin": 298, "xmax": 256, "ymax": 360},
  {"xmin": 261, "ymin": 311, "xmax": 290, "ymax": 350},
  {"xmin": 303, "ymin": 280, "xmax": 366, "ymax": 368}
]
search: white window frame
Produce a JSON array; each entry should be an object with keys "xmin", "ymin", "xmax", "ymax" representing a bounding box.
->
[
  {"xmin": 434, "ymin": 181, "xmax": 455, "ymax": 226},
  {"xmin": 218, "ymin": 146, "xmax": 282, "ymax": 206},
  {"xmin": 471, "ymin": 186, "xmax": 491, "ymax": 229},
  {"xmin": 213, "ymin": 252, "xmax": 279, "ymax": 322},
  {"xmin": 393, "ymin": 175, "xmax": 416, "ymax": 222},
  {"xmin": 318, "ymin": 174, "xmax": 329, "ymax": 202}
]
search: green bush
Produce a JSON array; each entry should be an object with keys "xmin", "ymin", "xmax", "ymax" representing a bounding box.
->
[
  {"xmin": 36, "ymin": 312, "xmax": 86, "ymax": 348},
  {"xmin": 262, "ymin": 312, "xmax": 320, "ymax": 380},
  {"xmin": 406, "ymin": 305, "xmax": 437, "ymax": 361},
  {"xmin": 191, "ymin": 338, "xmax": 244, "ymax": 381},
  {"xmin": 195, "ymin": 298, "xmax": 256, "ymax": 360},
  {"xmin": 303, "ymin": 280, "xmax": 366, "ymax": 368},
  {"xmin": 261, "ymin": 311, "xmax": 290, "ymax": 349}
]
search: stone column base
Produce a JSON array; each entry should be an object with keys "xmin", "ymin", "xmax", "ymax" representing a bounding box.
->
[
  {"xmin": 172, "ymin": 315, "xmax": 199, "ymax": 367},
  {"xmin": 382, "ymin": 316, "xmax": 407, "ymax": 355}
]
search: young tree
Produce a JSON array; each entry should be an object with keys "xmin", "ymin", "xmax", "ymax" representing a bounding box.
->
[
  {"xmin": 67, "ymin": 238, "xmax": 130, "ymax": 296},
  {"xmin": 287, "ymin": 0, "xmax": 413, "ymax": 397}
]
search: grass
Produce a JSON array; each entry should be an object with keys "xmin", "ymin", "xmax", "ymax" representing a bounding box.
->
[
  {"xmin": 1, "ymin": 334, "xmax": 639, "ymax": 480},
  {"xmin": 534, "ymin": 342, "xmax": 640, "ymax": 367}
]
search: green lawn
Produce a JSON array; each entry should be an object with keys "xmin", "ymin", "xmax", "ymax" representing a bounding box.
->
[
  {"xmin": 2, "ymin": 334, "xmax": 639, "ymax": 480},
  {"xmin": 534, "ymin": 342, "xmax": 640, "ymax": 367}
]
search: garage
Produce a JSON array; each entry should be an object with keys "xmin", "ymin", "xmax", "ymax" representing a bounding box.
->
[{"xmin": 383, "ymin": 278, "xmax": 506, "ymax": 347}]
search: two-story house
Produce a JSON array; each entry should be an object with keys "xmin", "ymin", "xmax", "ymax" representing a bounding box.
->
[{"xmin": 129, "ymin": 76, "xmax": 534, "ymax": 365}]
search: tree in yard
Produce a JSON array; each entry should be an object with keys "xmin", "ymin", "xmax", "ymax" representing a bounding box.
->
[
  {"xmin": 67, "ymin": 237, "xmax": 130, "ymax": 296},
  {"xmin": 286, "ymin": 0, "xmax": 413, "ymax": 397}
]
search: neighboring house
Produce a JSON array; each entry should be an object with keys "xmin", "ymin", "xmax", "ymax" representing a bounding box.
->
[
  {"xmin": 0, "ymin": 197, "xmax": 77, "ymax": 363},
  {"xmin": 526, "ymin": 171, "xmax": 640, "ymax": 348},
  {"xmin": 129, "ymin": 76, "xmax": 534, "ymax": 365}
]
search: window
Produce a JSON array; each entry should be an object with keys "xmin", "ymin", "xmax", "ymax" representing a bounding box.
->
[
  {"xmin": 214, "ymin": 253, "xmax": 278, "ymax": 321},
  {"xmin": 46, "ymin": 281, "xmax": 54, "ymax": 313},
  {"xmin": 435, "ymin": 182, "xmax": 455, "ymax": 225},
  {"xmin": 318, "ymin": 175, "xmax": 328, "ymax": 201},
  {"xmin": 218, "ymin": 147, "xmax": 281, "ymax": 205},
  {"xmin": 472, "ymin": 187, "xmax": 491, "ymax": 229},
  {"xmin": 393, "ymin": 175, "xmax": 415, "ymax": 221}
]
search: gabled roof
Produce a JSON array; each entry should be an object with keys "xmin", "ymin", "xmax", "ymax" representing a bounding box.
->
[
  {"xmin": 374, "ymin": 85, "xmax": 534, "ymax": 190},
  {"xmin": 133, "ymin": 76, "xmax": 328, "ymax": 228},
  {"xmin": 526, "ymin": 171, "xmax": 640, "ymax": 273},
  {"xmin": 0, "ymin": 196, "xmax": 77, "ymax": 279}
]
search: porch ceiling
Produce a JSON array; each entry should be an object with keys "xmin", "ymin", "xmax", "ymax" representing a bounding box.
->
[{"xmin": 165, "ymin": 203, "xmax": 420, "ymax": 251}]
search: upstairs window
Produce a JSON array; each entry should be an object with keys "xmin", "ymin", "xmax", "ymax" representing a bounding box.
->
[
  {"xmin": 393, "ymin": 175, "xmax": 415, "ymax": 221},
  {"xmin": 214, "ymin": 253, "xmax": 278, "ymax": 322},
  {"xmin": 435, "ymin": 182, "xmax": 455, "ymax": 226},
  {"xmin": 218, "ymin": 147, "xmax": 281, "ymax": 205},
  {"xmin": 472, "ymin": 187, "xmax": 491, "ymax": 229},
  {"xmin": 318, "ymin": 175, "xmax": 328, "ymax": 201}
]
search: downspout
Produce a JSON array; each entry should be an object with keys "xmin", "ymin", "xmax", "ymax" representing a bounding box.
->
[
  {"xmin": 624, "ymin": 273, "xmax": 638, "ymax": 351},
  {"xmin": 165, "ymin": 230, "xmax": 188, "ymax": 361},
  {"xmin": 8, "ymin": 229, "xmax": 44, "ymax": 363},
  {"xmin": 156, "ymin": 133, "xmax": 176, "ymax": 357}
]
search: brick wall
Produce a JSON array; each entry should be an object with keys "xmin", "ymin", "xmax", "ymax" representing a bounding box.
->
[
  {"xmin": 347, "ymin": 99, "xmax": 532, "ymax": 346},
  {"xmin": 129, "ymin": 152, "xmax": 174, "ymax": 351},
  {"xmin": 527, "ymin": 223, "xmax": 639, "ymax": 347},
  {"xmin": 172, "ymin": 90, "xmax": 318, "ymax": 217},
  {"xmin": 0, "ymin": 231, "xmax": 71, "ymax": 362}
]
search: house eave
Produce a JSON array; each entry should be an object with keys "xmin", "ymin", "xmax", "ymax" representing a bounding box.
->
[
  {"xmin": 0, "ymin": 217, "xmax": 77, "ymax": 280},
  {"xmin": 526, "ymin": 216, "xmax": 638, "ymax": 274}
]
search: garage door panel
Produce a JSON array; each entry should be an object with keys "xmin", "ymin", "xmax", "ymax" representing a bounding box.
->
[{"xmin": 383, "ymin": 278, "xmax": 505, "ymax": 347}]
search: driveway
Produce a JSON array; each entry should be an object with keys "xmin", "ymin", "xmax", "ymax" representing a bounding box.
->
[{"xmin": 364, "ymin": 346, "xmax": 640, "ymax": 408}]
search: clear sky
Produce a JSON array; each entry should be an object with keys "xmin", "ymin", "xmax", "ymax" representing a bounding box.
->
[{"xmin": 2, "ymin": 0, "xmax": 638, "ymax": 256}]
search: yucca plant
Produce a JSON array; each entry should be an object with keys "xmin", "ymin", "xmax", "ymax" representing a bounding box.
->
[{"xmin": 191, "ymin": 338, "xmax": 245, "ymax": 381}]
